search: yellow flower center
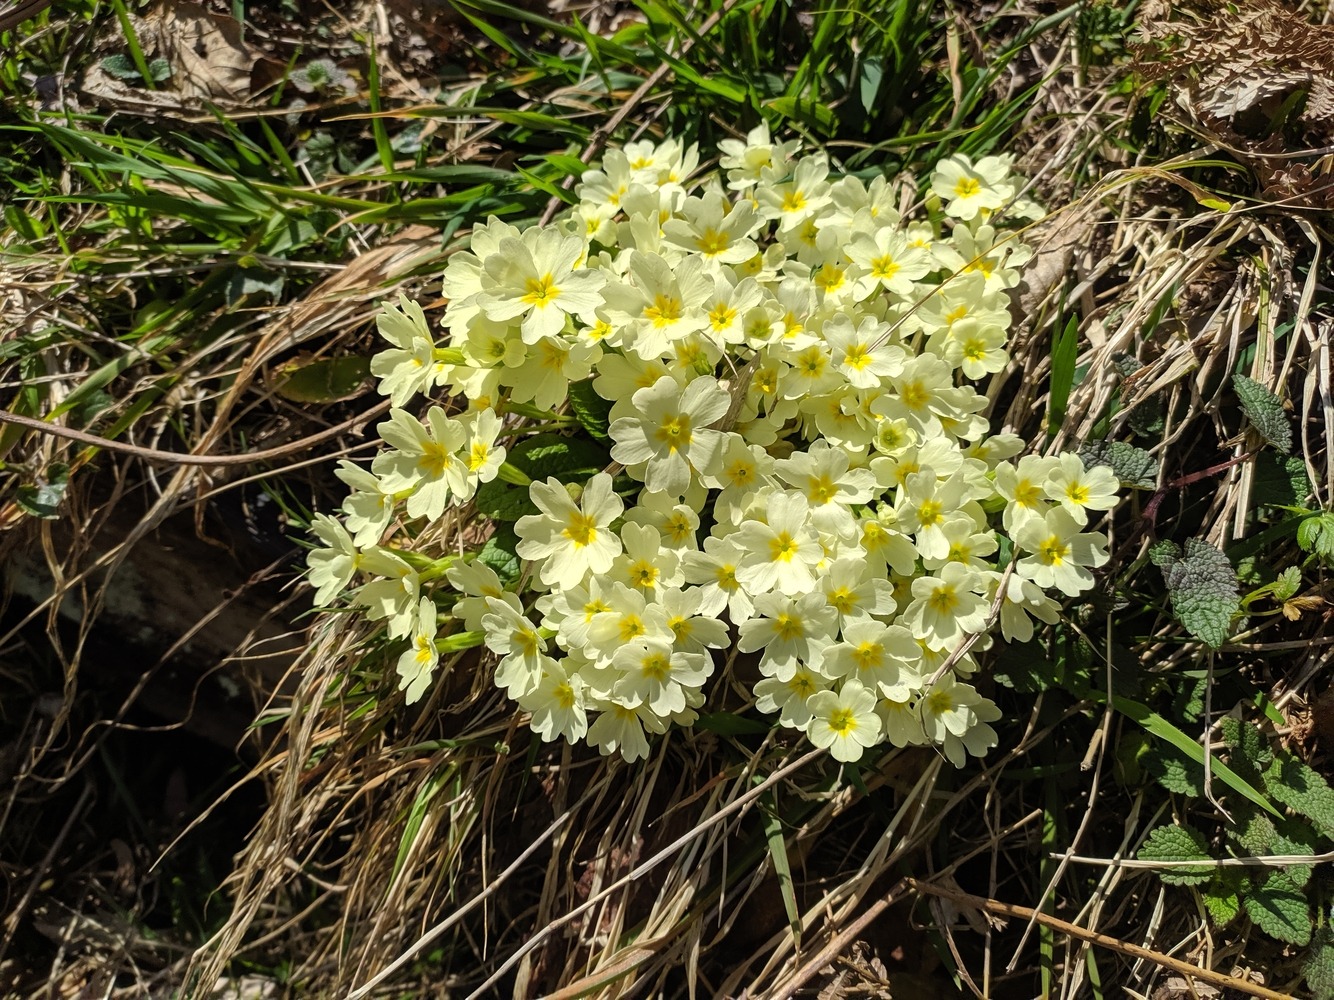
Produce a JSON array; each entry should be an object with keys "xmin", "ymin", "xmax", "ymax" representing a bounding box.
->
[
  {"xmin": 554, "ymin": 682, "xmax": 575, "ymax": 709},
  {"xmin": 827, "ymin": 707, "xmax": 858, "ymax": 736},
  {"xmin": 808, "ymin": 475, "xmax": 838, "ymax": 505},
  {"xmin": 619, "ymin": 614, "xmax": 646, "ymax": 643},
  {"xmin": 871, "ymin": 255, "xmax": 900, "ymax": 280},
  {"xmin": 954, "ymin": 177, "xmax": 981, "ymax": 199},
  {"xmin": 781, "ymin": 188, "xmax": 807, "ymax": 213},
  {"xmin": 774, "ymin": 613, "xmax": 804, "ymax": 640},
  {"xmin": 709, "ymin": 302, "xmax": 737, "ymax": 331},
  {"xmin": 644, "ymin": 294, "xmax": 683, "ymax": 327},
  {"xmin": 1038, "ymin": 536, "xmax": 1069, "ymax": 566},
  {"xmin": 829, "ymin": 587, "xmax": 856, "ymax": 614},
  {"xmin": 927, "ymin": 584, "xmax": 959, "ymax": 614},
  {"xmin": 917, "ymin": 499, "xmax": 942, "ymax": 527},
  {"xmin": 853, "ymin": 641, "xmax": 883, "ymax": 671},
  {"xmin": 1066, "ymin": 483, "xmax": 1090, "ymax": 505},
  {"xmin": 769, "ymin": 532, "xmax": 799, "ymax": 562},
  {"xmin": 696, "ymin": 228, "xmax": 730, "ymax": 256},
  {"xmin": 562, "ymin": 511, "xmax": 599, "ymax": 547},
  {"xmin": 899, "ymin": 381, "xmax": 929, "ymax": 410},
  {"xmin": 523, "ymin": 273, "xmax": 559, "ymax": 307},
  {"xmin": 654, "ymin": 414, "xmax": 693, "ymax": 452},
  {"xmin": 844, "ymin": 344, "xmax": 872, "ymax": 370},
  {"xmin": 641, "ymin": 652, "xmax": 671, "ymax": 681}
]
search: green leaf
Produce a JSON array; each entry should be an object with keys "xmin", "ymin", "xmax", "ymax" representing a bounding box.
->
[
  {"xmin": 1108, "ymin": 696, "xmax": 1282, "ymax": 820},
  {"xmin": 1143, "ymin": 744, "xmax": 1206, "ymax": 796},
  {"xmin": 567, "ymin": 379, "xmax": 612, "ymax": 442},
  {"xmin": 506, "ymin": 432, "xmax": 610, "ymax": 483},
  {"xmin": 16, "ymin": 463, "xmax": 70, "ymax": 520},
  {"xmin": 474, "ymin": 480, "xmax": 538, "ymax": 522},
  {"xmin": 1262, "ymin": 751, "xmax": 1334, "ymax": 841},
  {"xmin": 1138, "ymin": 824, "xmax": 1214, "ymax": 885},
  {"xmin": 147, "ymin": 57, "xmax": 172, "ymax": 83},
  {"xmin": 761, "ymin": 793, "xmax": 801, "ymax": 948},
  {"xmin": 764, "ymin": 95, "xmax": 836, "ymax": 133},
  {"xmin": 1243, "ymin": 869, "xmax": 1311, "ymax": 946},
  {"xmin": 1079, "ymin": 439, "xmax": 1157, "ymax": 490},
  {"xmin": 1305, "ymin": 925, "xmax": 1334, "ymax": 1000},
  {"xmin": 476, "ymin": 524, "xmax": 520, "ymax": 585},
  {"xmin": 1156, "ymin": 538, "xmax": 1240, "ymax": 649},
  {"xmin": 1202, "ymin": 870, "xmax": 1243, "ymax": 927},
  {"xmin": 1047, "ymin": 314, "xmax": 1079, "ymax": 434},
  {"xmin": 101, "ymin": 53, "xmax": 142, "ymax": 80},
  {"xmin": 1234, "ymin": 373, "xmax": 1292, "ymax": 453},
  {"xmin": 1273, "ymin": 565, "xmax": 1303, "ymax": 602},
  {"xmin": 1252, "ymin": 452, "xmax": 1311, "ymax": 507},
  {"xmin": 272, "ymin": 356, "xmax": 371, "ymax": 403},
  {"xmin": 1298, "ymin": 511, "xmax": 1334, "ymax": 564}
]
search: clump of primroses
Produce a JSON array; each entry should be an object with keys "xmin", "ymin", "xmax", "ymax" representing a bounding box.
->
[{"xmin": 306, "ymin": 128, "xmax": 1116, "ymax": 765}]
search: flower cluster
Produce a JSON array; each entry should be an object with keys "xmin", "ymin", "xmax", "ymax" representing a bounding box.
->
[{"xmin": 306, "ymin": 128, "xmax": 1116, "ymax": 766}]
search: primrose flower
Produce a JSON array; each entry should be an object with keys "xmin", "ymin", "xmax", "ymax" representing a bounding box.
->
[
  {"xmin": 396, "ymin": 596, "xmax": 440, "ymax": 704},
  {"xmin": 736, "ymin": 591, "xmax": 838, "ymax": 679},
  {"xmin": 307, "ymin": 513, "xmax": 361, "ymax": 606},
  {"xmin": 610, "ymin": 639, "xmax": 711, "ymax": 716},
  {"xmin": 931, "ymin": 153, "xmax": 1015, "ymax": 221},
  {"xmin": 733, "ymin": 490, "xmax": 824, "ymax": 594},
  {"xmin": 1043, "ymin": 453, "xmax": 1120, "ymax": 526},
  {"xmin": 518, "ymin": 660, "xmax": 588, "ymax": 743},
  {"xmin": 481, "ymin": 597, "xmax": 550, "ymax": 699},
  {"xmin": 371, "ymin": 294, "xmax": 442, "ymax": 405},
  {"xmin": 480, "ymin": 228, "xmax": 606, "ymax": 343},
  {"xmin": 903, "ymin": 562, "xmax": 990, "ymax": 645},
  {"xmin": 805, "ymin": 680, "xmax": 883, "ymax": 763},
  {"xmin": 609, "ymin": 374, "xmax": 730, "ymax": 497},
  {"xmin": 334, "ymin": 461, "xmax": 395, "ymax": 548},
  {"xmin": 515, "ymin": 473, "xmax": 624, "ymax": 590},
  {"xmin": 754, "ymin": 665, "xmax": 831, "ymax": 728},
  {"xmin": 1013, "ymin": 507, "xmax": 1110, "ymax": 597},
  {"xmin": 373, "ymin": 406, "xmax": 469, "ymax": 522}
]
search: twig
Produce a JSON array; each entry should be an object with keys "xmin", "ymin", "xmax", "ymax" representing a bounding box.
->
[
  {"xmin": 905, "ymin": 878, "xmax": 1293, "ymax": 1000},
  {"xmin": 0, "ymin": 400, "xmax": 391, "ymax": 467}
]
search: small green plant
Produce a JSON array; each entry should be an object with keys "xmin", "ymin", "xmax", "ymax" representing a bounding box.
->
[
  {"xmin": 100, "ymin": 52, "xmax": 171, "ymax": 85},
  {"xmin": 1138, "ymin": 718, "xmax": 1334, "ymax": 998}
]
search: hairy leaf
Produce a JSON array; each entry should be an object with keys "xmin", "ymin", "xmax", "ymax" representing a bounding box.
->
[
  {"xmin": 506, "ymin": 432, "xmax": 610, "ymax": 483},
  {"xmin": 567, "ymin": 378, "xmax": 612, "ymax": 442},
  {"xmin": 1263, "ymin": 752, "xmax": 1334, "ymax": 841},
  {"xmin": 1156, "ymin": 538, "xmax": 1241, "ymax": 649},
  {"xmin": 1305, "ymin": 925, "xmax": 1334, "ymax": 1000},
  {"xmin": 1144, "ymin": 744, "xmax": 1206, "ymax": 796},
  {"xmin": 1243, "ymin": 869, "xmax": 1311, "ymax": 946},
  {"xmin": 1079, "ymin": 439, "xmax": 1158, "ymax": 490},
  {"xmin": 1234, "ymin": 373, "xmax": 1292, "ymax": 453},
  {"xmin": 1138, "ymin": 824, "xmax": 1214, "ymax": 885},
  {"xmin": 1202, "ymin": 870, "xmax": 1243, "ymax": 928},
  {"xmin": 476, "ymin": 524, "xmax": 520, "ymax": 585},
  {"xmin": 1253, "ymin": 452, "xmax": 1310, "ymax": 507}
]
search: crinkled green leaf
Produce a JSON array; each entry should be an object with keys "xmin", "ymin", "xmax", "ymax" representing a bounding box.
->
[
  {"xmin": 1234, "ymin": 373, "xmax": 1292, "ymax": 453},
  {"xmin": 1263, "ymin": 751, "xmax": 1334, "ymax": 841},
  {"xmin": 1144, "ymin": 744, "xmax": 1206, "ymax": 796},
  {"xmin": 1232, "ymin": 810, "xmax": 1277, "ymax": 857},
  {"xmin": 1243, "ymin": 869, "xmax": 1311, "ymax": 946},
  {"xmin": 101, "ymin": 53, "xmax": 141, "ymax": 80},
  {"xmin": 506, "ymin": 432, "xmax": 609, "ymax": 483},
  {"xmin": 1253, "ymin": 452, "xmax": 1311, "ymax": 507},
  {"xmin": 1298, "ymin": 511, "xmax": 1334, "ymax": 565},
  {"xmin": 567, "ymin": 378, "xmax": 612, "ymax": 442},
  {"xmin": 1156, "ymin": 538, "xmax": 1240, "ymax": 649},
  {"xmin": 473, "ymin": 480, "xmax": 537, "ymax": 521},
  {"xmin": 1221, "ymin": 718, "xmax": 1274, "ymax": 774},
  {"xmin": 1079, "ymin": 439, "xmax": 1157, "ymax": 490},
  {"xmin": 1305, "ymin": 925, "xmax": 1334, "ymax": 1000},
  {"xmin": 1138, "ymin": 824, "xmax": 1214, "ymax": 885},
  {"xmin": 476, "ymin": 524, "xmax": 520, "ymax": 585},
  {"xmin": 1202, "ymin": 870, "xmax": 1243, "ymax": 927},
  {"xmin": 1149, "ymin": 539, "xmax": 1181, "ymax": 568}
]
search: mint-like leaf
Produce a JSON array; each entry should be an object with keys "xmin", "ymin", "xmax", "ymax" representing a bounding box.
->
[
  {"xmin": 1079, "ymin": 439, "xmax": 1157, "ymax": 490},
  {"xmin": 1144, "ymin": 745, "xmax": 1206, "ymax": 796},
  {"xmin": 474, "ymin": 481, "xmax": 537, "ymax": 521},
  {"xmin": 1138, "ymin": 824, "xmax": 1214, "ymax": 885},
  {"xmin": 1202, "ymin": 870, "xmax": 1243, "ymax": 927},
  {"xmin": 506, "ymin": 433, "xmax": 609, "ymax": 483},
  {"xmin": 1243, "ymin": 869, "xmax": 1311, "ymax": 946},
  {"xmin": 1262, "ymin": 752, "xmax": 1334, "ymax": 841},
  {"xmin": 476, "ymin": 524, "xmax": 520, "ymax": 585},
  {"xmin": 1234, "ymin": 373, "xmax": 1292, "ymax": 453},
  {"xmin": 1156, "ymin": 538, "xmax": 1241, "ymax": 649},
  {"xmin": 1253, "ymin": 452, "xmax": 1310, "ymax": 507},
  {"xmin": 1305, "ymin": 925, "xmax": 1334, "ymax": 1000},
  {"xmin": 567, "ymin": 378, "xmax": 612, "ymax": 441}
]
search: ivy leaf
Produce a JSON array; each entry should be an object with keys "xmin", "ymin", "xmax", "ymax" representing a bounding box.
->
[
  {"xmin": 1243, "ymin": 869, "xmax": 1311, "ymax": 946},
  {"xmin": 1156, "ymin": 538, "xmax": 1241, "ymax": 649},
  {"xmin": 1079, "ymin": 439, "xmax": 1158, "ymax": 490},
  {"xmin": 1305, "ymin": 925, "xmax": 1334, "ymax": 1000},
  {"xmin": 1262, "ymin": 751, "xmax": 1334, "ymax": 841},
  {"xmin": 567, "ymin": 378, "xmax": 612, "ymax": 442},
  {"xmin": 1234, "ymin": 373, "xmax": 1292, "ymax": 453},
  {"xmin": 1137, "ymin": 824, "xmax": 1214, "ymax": 885}
]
